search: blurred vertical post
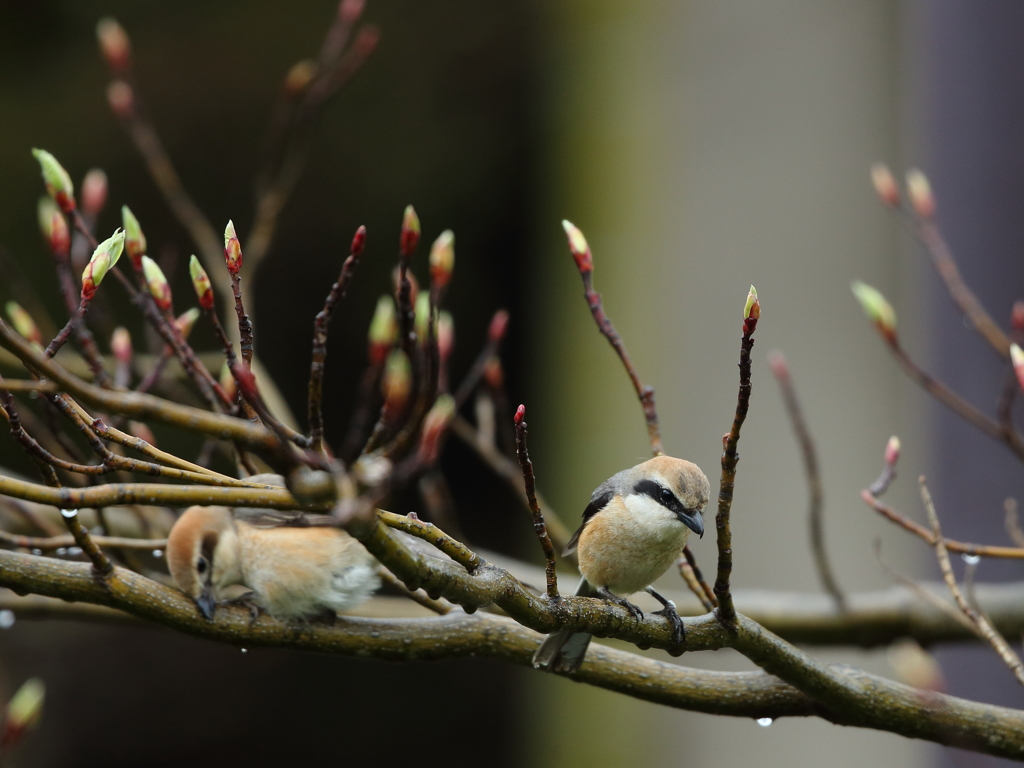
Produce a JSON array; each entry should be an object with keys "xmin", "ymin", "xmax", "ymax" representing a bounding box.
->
[{"xmin": 524, "ymin": 2, "xmax": 928, "ymax": 767}]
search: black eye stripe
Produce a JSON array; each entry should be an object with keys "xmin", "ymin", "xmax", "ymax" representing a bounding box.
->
[{"xmin": 633, "ymin": 479, "xmax": 684, "ymax": 512}]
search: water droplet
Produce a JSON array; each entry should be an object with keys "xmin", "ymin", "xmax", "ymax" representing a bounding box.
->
[
  {"xmin": 240, "ymin": 648, "xmax": 248, "ymax": 654},
  {"xmin": 756, "ymin": 717, "xmax": 773, "ymax": 727},
  {"xmin": 961, "ymin": 553, "xmax": 981, "ymax": 565},
  {"xmin": 152, "ymin": 549, "xmax": 163, "ymax": 558},
  {"xmin": 60, "ymin": 508, "xmax": 77, "ymax": 519},
  {"xmin": 30, "ymin": 549, "xmax": 42, "ymax": 556},
  {"xmin": 55, "ymin": 548, "xmax": 67, "ymax": 556},
  {"xmin": 0, "ymin": 610, "xmax": 15, "ymax": 629},
  {"xmin": 67, "ymin": 546, "xmax": 82, "ymax": 557}
]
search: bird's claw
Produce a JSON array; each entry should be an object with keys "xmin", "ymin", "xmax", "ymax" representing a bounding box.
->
[
  {"xmin": 598, "ymin": 589, "xmax": 644, "ymax": 622},
  {"xmin": 654, "ymin": 604, "xmax": 686, "ymax": 651}
]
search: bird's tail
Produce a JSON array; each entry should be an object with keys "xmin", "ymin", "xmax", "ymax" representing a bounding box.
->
[{"xmin": 532, "ymin": 577, "xmax": 596, "ymax": 674}]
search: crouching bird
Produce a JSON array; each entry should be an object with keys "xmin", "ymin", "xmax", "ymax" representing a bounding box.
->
[
  {"xmin": 166, "ymin": 505, "xmax": 380, "ymax": 622},
  {"xmin": 532, "ymin": 455, "xmax": 710, "ymax": 674}
]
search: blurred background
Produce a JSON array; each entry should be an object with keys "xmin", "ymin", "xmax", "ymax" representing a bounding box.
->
[{"xmin": 0, "ymin": 0, "xmax": 1022, "ymax": 765}]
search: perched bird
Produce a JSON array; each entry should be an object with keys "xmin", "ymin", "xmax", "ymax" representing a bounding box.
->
[
  {"xmin": 166, "ymin": 504, "xmax": 380, "ymax": 622},
  {"xmin": 532, "ymin": 455, "xmax": 710, "ymax": 674}
]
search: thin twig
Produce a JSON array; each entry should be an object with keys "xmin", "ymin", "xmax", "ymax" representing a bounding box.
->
[
  {"xmin": 682, "ymin": 544, "xmax": 717, "ymax": 609},
  {"xmin": 513, "ymin": 405, "xmax": 558, "ymax": 600},
  {"xmin": 0, "ymin": 529, "xmax": 166, "ymax": 552},
  {"xmin": 450, "ymin": 415, "xmax": 573, "ymax": 552},
  {"xmin": 677, "ymin": 556, "xmax": 715, "ymax": 613},
  {"xmin": 886, "ymin": 339, "xmax": 1024, "ymax": 461},
  {"xmin": 377, "ymin": 568, "xmax": 451, "ymax": 615},
  {"xmin": 768, "ymin": 351, "xmax": 845, "ymax": 611},
  {"xmin": 563, "ymin": 222, "xmax": 662, "ymax": 455},
  {"xmin": 872, "ymin": 537, "xmax": 978, "ymax": 634},
  {"xmin": 919, "ymin": 476, "xmax": 1024, "ymax": 686},
  {"xmin": 911, "ymin": 215, "xmax": 1011, "ymax": 357},
  {"xmin": 1005, "ymin": 498, "xmax": 1024, "ymax": 548},
  {"xmin": 861, "ymin": 489, "xmax": 1024, "ymax": 559},
  {"xmin": 308, "ymin": 226, "xmax": 365, "ymax": 453},
  {"xmin": 713, "ymin": 288, "xmax": 759, "ymax": 625}
]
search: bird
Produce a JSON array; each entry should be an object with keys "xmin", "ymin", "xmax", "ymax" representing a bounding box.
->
[
  {"xmin": 166, "ymin": 504, "xmax": 380, "ymax": 622},
  {"xmin": 532, "ymin": 455, "xmax": 710, "ymax": 674}
]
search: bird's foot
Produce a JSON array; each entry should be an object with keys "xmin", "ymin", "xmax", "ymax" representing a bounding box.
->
[
  {"xmin": 223, "ymin": 593, "xmax": 263, "ymax": 625},
  {"xmin": 647, "ymin": 586, "xmax": 686, "ymax": 654},
  {"xmin": 597, "ymin": 588, "xmax": 644, "ymax": 622}
]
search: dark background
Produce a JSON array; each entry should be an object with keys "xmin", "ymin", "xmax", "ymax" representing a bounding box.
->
[{"xmin": 0, "ymin": 1, "xmax": 539, "ymax": 765}]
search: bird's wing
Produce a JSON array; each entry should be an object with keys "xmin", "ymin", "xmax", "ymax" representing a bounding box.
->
[{"xmin": 563, "ymin": 487, "xmax": 614, "ymax": 555}]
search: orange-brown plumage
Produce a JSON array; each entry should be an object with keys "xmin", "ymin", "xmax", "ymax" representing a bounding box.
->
[{"xmin": 167, "ymin": 505, "xmax": 379, "ymax": 622}]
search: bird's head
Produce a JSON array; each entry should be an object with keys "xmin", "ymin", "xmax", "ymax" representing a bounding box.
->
[
  {"xmin": 628, "ymin": 456, "xmax": 710, "ymax": 538},
  {"xmin": 166, "ymin": 505, "xmax": 240, "ymax": 620}
]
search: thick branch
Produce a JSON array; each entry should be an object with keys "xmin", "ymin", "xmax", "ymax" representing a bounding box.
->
[{"xmin": 0, "ymin": 549, "xmax": 1022, "ymax": 758}]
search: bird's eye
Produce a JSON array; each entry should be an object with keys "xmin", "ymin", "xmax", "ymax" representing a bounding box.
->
[
  {"xmin": 660, "ymin": 488, "xmax": 674, "ymax": 503},
  {"xmin": 196, "ymin": 557, "xmax": 208, "ymax": 574}
]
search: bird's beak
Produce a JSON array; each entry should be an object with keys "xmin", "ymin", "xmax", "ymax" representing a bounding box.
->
[
  {"xmin": 196, "ymin": 586, "xmax": 217, "ymax": 620},
  {"xmin": 681, "ymin": 510, "xmax": 704, "ymax": 538}
]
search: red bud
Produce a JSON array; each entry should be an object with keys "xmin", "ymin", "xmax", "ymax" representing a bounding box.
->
[
  {"xmin": 351, "ymin": 225, "xmax": 367, "ymax": 258},
  {"xmin": 399, "ymin": 205, "xmax": 420, "ymax": 260},
  {"xmin": 489, "ymin": 309, "xmax": 510, "ymax": 343},
  {"xmin": 1012, "ymin": 300, "xmax": 1024, "ymax": 334},
  {"xmin": 224, "ymin": 220, "xmax": 242, "ymax": 274},
  {"xmin": 96, "ymin": 18, "xmax": 131, "ymax": 74},
  {"xmin": 82, "ymin": 169, "xmax": 108, "ymax": 217},
  {"xmin": 514, "ymin": 403, "xmax": 525, "ymax": 426},
  {"xmin": 107, "ymin": 80, "xmax": 135, "ymax": 118},
  {"xmin": 562, "ymin": 220, "xmax": 592, "ymax": 274}
]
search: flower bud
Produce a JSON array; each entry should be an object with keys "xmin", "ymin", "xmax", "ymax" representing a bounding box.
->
[
  {"xmin": 562, "ymin": 220, "xmax": 592, "ymax": 274},
  {"xmin": 489, "ymin": 309, "xmax": 510, "ymax": 344},
  {"xmin": 514, "ymin": 403, "xmax": 526, "ymax": 426},
  {"xmin": 851, "ymin": 280, "xmax": 897, "ymax": 342},
  {"xmin": 31, "ymin": 149, "xmax": 75, "ymax": 213},
  {"xmin": 96, "ymin": 18, "xmax": 131, "ymax": 74},
  {"xmin": 283, "ymin": 59, "xmax": 316, "ymax": 98},
  {"xmin": 399, "ymin": 205, "xmax": 420, "ymax": 260},
  {"xmin": 121, "ymin": 206, "xmax": 147, "ymax": 269},
  {"xmin": 414, "ymin": 293, "xmax": 431, "ymax": 342},
  {"xmin": 224, "ymin": 220, "xmax": 242, "ymax": 273},
  {"xmin": 110, "ymin": 327, "xmax": 132, "ymax": 365},
  {"xmin": 743, "ymin": 285, "xmax": 760, "ymax": 320},
  {"xmin": 418, "ymin": 394, "xmax": 455, "ymax": 464},
  {"xmin": 5, "ymin": 303, "xmax": 42, "ymax": 348},
  {"xmin": 340, "ymin": 0, "xmax": 366, "ymax": 23},
  {"xmin": 1012, "ymin": 301, "xmax": 1024, "ymax": 334},
  {"xmin": 906, "ymin": 169, "xmax": 935, "ymax": 219},
  {"xmin": 81, "ymin": 229, "xmax": 125, "ymax": 300},
  {"xmin": 437, "ymin": 311, "xmax": 454, "ymax": 362},
  {"xmin": 189, "ymin": 255, "xmax": 215, "ymax": 310},
  {"xmin": 141, "ymin": 255, "xmax": 172, "ymax": 312},
  {"xmin": 1011, "ymin": 344, "xmax": 1024, "ymax": 392},
  {"xmin": 219, "ymin": 361, "xmax": 237, "ymax": 402},
  {"xmin": 351, "ymin": 224, "xmax": 367, "ymax": 258},
  {"xmin": 81, "ymin": 169, "xmax": 108, "ymax": 217},
  {"xmin": 37, "ymin": 198, "xmax": 70, "ymax": 258},
  {"xmin": 884, "ymin": 435, "xmax": 901, "ymax": 468},
  {"xmin": 381, "ymin": 348, "xmax": 412, "ymax": 417},
  {"xmin": 106, "ymin": 80, "xmax": 135, "ymax": 118},
  {"xmin": 175, "ymin": 307, "xmax": 201, "ymax": 339},
  {"xmin": 870, "ymin": 163, "xmax": 900, "ymax": 208},
  {"xmin": 0, "ymin": 678, "xmax": 44, "ymax": 751},
  {"xmin": 483, "ymin": 356, "xmax": 503, "ymax": 389},
  {"xmin": 429, "ymin": 229, "xmax": 455, "ymax": 290},
  {"xmin": 368, "ymin": 296, "xmax": 398, "ymax": 365}
]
